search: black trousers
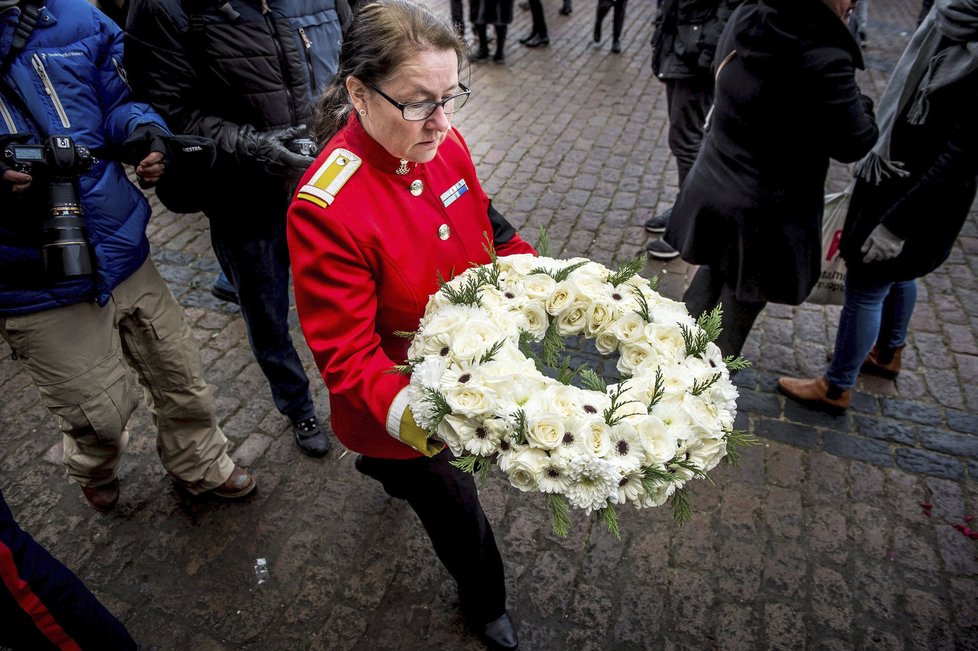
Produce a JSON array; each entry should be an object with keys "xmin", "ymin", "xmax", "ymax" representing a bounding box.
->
[
  {"xmin": 356, "ymin": 450, "xmax": 507, "ymax": 623},
  {"xmin": 683, "ymin": 264, "xmax": 766, "ymax": 358},
  {"xmin": 664, "ymin": 75, "xmax": 714, "ymax": 188}
]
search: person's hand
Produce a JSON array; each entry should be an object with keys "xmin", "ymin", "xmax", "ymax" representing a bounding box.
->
[
  {"xmin": 861, "ymin": 224, "xmax": 905, "ymax": 263},
  {"xmin": 135, "ymin": 150, "xmax": 165, "ymax": 186},
  {"xmin": 236, "ymin": 125, "xmax": 315, "ymax": 176},
  {"xmin": 2, "ymin": 168, "xmax": 33, "ymax": 193}
]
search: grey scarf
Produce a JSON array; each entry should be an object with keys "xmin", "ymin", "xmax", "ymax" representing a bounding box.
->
[{"xmin": 854, "ymin": 0, "xmax": 978, "ymax": 183}]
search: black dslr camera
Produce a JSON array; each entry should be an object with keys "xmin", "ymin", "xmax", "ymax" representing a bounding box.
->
[{"xmin": 3, "ymin": 135, "xmax": 95, "ymax": 278}]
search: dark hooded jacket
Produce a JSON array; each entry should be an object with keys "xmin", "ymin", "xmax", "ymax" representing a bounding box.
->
[
  {"xmin": 651, "ymin": 0, "xmax": 744, "ymax": 80},
  {"xmin": 123, "ymin": 0, "xmax": 336, "ymax": 221},
  {"xmin": 840, "ymin": 67, "xmax": 978, "ymax": 284},
  {"xmin": 665, "ymin": 0, "xmax": 878, "ymax": 304}
]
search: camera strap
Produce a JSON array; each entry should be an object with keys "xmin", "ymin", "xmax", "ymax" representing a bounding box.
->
[{"xmin": 0, "ymin": 0, "xmax": 45, "ymax": 79}]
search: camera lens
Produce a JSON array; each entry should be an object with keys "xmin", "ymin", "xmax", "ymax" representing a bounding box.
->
[{"xmin": 42, "ymin": 180, "xmax": 93, "ymax": 278}]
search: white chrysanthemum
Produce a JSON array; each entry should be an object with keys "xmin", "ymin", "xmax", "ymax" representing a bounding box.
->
[
  {"xmin": 441, "ymin": 413, "xmax": 502, "ymax": 457},
  {"xmin": 498, "ymin": 447, "xmax": 548, "ymax": 492},
  {"xmin": 564, "ymin": 454, "xmax": 619, "ymax": 513}
]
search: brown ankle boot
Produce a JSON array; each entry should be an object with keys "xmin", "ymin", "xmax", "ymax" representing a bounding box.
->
[
  {"xmin": 861, "ymin": 344, "xmax": 904, "ymax": 379},
  {"xmin": 778, "ymin": 376, "xmax": 851, "ymax": 415},
  {"xmin": 81, "ymin": 478, "xmax": 120, "ymax": 513}
]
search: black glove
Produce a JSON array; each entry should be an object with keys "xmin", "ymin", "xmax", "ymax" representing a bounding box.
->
[
  {"xmin": 858, "ymin": 93, "xmax": 875, "ymax": 116},
  {"xmin": 235, "ymin": 125, "xmax": 315, "ymax": 176},
  {"xmin": 121, "ymin": 123, "xmax": 169, "ymax": 188}
]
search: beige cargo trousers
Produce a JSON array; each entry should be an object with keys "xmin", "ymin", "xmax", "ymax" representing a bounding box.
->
[{"xmin": 0, "ymin": 257, "xmax": 235, "ymax": 493}]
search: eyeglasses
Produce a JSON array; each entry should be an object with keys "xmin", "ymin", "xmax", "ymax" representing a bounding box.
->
[{"xmin": 367, "ymin": 82, "xmax": 470, "ymax": 121}]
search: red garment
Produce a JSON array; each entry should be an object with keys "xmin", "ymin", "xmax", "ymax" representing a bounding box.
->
[{"xmin": 288, "ymin": 115, "xmax": 534, "ymax": 459}]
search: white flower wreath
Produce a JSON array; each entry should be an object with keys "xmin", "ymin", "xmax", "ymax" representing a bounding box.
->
[{"xmin": 400, "ymin": 253, "xmax": 751, "ymax": 537}]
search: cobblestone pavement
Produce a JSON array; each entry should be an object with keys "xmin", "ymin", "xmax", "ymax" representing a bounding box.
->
[{"xmin": 2, "ymin": 0, "xmax": 976, "ymax": 649}]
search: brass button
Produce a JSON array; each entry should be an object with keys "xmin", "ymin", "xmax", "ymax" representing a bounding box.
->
[{"xmin": 438, "ymin": 224, "xmax": 450, "ymax": 240}]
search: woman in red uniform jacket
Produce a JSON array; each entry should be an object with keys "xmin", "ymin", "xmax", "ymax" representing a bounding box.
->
[{"xmin": 286, "ymin": 2, "xmax": 532, "ymax": 648}]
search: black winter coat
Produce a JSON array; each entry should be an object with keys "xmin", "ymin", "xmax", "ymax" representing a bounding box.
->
[
  {"xmin": 124, "ymin": 0, "xmax": 314, "ymax": 218},
  {"xmin": 651, "ymin": 0, "xmax": 744, "ymax": 80},
  {"xmin": 664, "ymin": 0, "xmax": 878, "ymax": 305},
  {"xmin": 840, "ymin": 69, "xmax": 978, "ymax": 284}
]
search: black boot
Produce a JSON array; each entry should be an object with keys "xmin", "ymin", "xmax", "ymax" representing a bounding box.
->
[
  {"xmin": 493, "ymin": 24, "xmax": 507, "ymax": 63},
  {"xmin": 559, "ymin": 0, "xmax": 572, "ymax": 14},
  {"xmin": 470, "ymin": 24, "xmax": 490, "ymax": 61},
  {"xmin": 611, "ymin": 0, "xmax": 626, "ymax": 52},
  {"xmin": 594, "ymin": 0, "xmax": 611, "ymax": 42}
]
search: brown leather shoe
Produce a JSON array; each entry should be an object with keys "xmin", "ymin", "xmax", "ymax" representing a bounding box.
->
[
  {"xmin": 210, "ymin": 466, "xmax": 256, "ymax": 499},
  {"xmin": 778, "ymin": 376, "xmax": 850, "ymax": 415},
  {"xmin": 861, "ymin": 344, "xmax": 904, "ymax": 379},
  {"xmin": 81, "ymin": 478, "xmax": 120, "ymax": 513}
]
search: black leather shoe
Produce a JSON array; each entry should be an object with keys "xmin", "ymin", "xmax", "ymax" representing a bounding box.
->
[
  {"xmin": 518, "ymin": 31, "xmax": 537, "ymax": 44},
  {"xmin": 469, "ymin": 48, "xmax": 491, "ymax": 62},
  {"xmin": 611, "ymin": 39, "xmax": 622, "ymax": 53},
  {"xmin": 646, "ymin": 238, "xmax": 680, "ymax": 260},
  {"xmin": 292, "ymin": 415, "xmax": 331, "ymax": 457},
  {"xmin": 593, "ymin": 22, "xmax": 601, "ymax": 42},
  {"xmin": 479, "ymin": 613, "xmax": 519, "ymax": 650},
  {"xmin": 559, "ymin": 2, "xmax": 572, "ymax": 14},
  {"xmin": 523, "ymin": 34, "xmax": 549, "ymax": 47}
]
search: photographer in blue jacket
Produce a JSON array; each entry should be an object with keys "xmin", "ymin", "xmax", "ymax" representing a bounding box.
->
[{"xmin": 0, "ymin": 0, "xmax": 256, "ymax": 512}]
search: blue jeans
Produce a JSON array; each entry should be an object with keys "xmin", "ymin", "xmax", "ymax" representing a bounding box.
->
[
  {"xmin": 826, "ymin": 274, "xmax": 917, "ymax": 390},
  {"xmin": 209, "ymin": 216, "xmax": 315, "ymax": 423}
]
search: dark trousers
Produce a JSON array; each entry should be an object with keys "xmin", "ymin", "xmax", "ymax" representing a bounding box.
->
[
  {"xmin": 356, "ymin": 450, "xmax": 507, "ymax": 623},
  {"xmin": 683, "ymin": 264, "xmax": 766, "ymax": 358},
  {"xmin": 209, "ymin": 213, "xmax": 314, "ymax": 423},
  {"xmin": 0, "ymin": 490, "xmax": 137, "ymax": 651},
  {"xmin": 528, "ymin": 0, "xmax": 548, "ymax": 37},
  {"xmin": 595, "ymin": 0, "xmax": 627, "ymax": 42},
  {"xmin": 664, "ymin": 75, "xmax": 714, "ymax": 188}
]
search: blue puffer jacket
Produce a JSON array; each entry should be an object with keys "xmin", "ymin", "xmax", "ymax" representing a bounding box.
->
[{"xmin": 0, "ymin": 0, "xmax": 170, "ymax": 316}]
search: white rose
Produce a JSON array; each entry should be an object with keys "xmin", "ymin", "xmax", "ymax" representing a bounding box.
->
[
  {"xmin": 538, "ymin": 384, "xmax": 584, "ymax": 419},
  {"xmin": 553, "ymin": 301, "xmax": 588, "ymax": 337},
  {"xmin": 687, "ymin": 435, "xmax": 727, "ymax": 472},
  {"xmin": 634, "ymin": 414, "xmax": 679, "ymax": 466},
  {"xmin": 682, "ymin": 392, "xmax": 722, "ymax": 435},
  {"xmin": 594, "ymin": 330, "xmax": 619, "ymax": 355},
  {"xmin": 610, "ymin": 312, "xmax": 648, "ymax": 344},
  {"xmin": 585, "ymin": 300, "xmax": 617, "ymax": 337},
  {"xmin": 498, "ymin": 447, "xmax": 548, "ymax": 492},
  {"xmin": 617, "ymin": 342, "xmax": 652, "ymax": 375},
  {"xmin": 443, "ymin": 379, "xmax": 496, "ymax": 417},
  {"xmin": 644, "ymin": 322, "xmax": 688, "ymax": 364},
  {"xmin": 521, "ymin": 273, "xmax": 557, "ymax": 300},
  {"xmin": 496, "ymin": 253, "xmax": 539, "ymax": 276},
  {"xmin": 545, "ymin": 280, "xmax": 579, "ymax": 316},
  {"xmin": 519, "ymin": 301, "xmax": 550, "ymax": 340},
  {"xmin": 420, "ymin": 304, "xmax": 479, "ymax": 341},
  {"xmin": 525, "ymin": 412, "xmax": 566, "ymax": 450}
]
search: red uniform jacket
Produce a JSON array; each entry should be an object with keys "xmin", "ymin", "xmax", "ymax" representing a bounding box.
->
[{"xmin": 287, "ymin": 115, "xmax": 534, "ymax": 459}]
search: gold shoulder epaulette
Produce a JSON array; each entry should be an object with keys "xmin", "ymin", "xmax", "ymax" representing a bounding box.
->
[{"xmin": 296, "ymin": 148, "xmax": 362, "ymax": 208}]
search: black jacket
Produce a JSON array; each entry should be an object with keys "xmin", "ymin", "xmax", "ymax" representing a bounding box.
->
[
  {"xmin": 125, "ymin": 0, "xmax": 315, "ymax": 216},
  {"xmin": 651, "ymin": 0, "xmax": 744, "ymax": 80},
  {"xmin": 841, "ymin": 69, "xmax": 978, "ymax": 284},
  {"xmin": 665, "ymin": 0, "xmax": 878, "ymax": 304}
]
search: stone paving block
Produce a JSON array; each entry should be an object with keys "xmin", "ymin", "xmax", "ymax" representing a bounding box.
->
[
  {"xmin": 808, "ymin": 505, "xmax": 848, "ymax": 565},
  {"xmin": 924, "ymin": 368, "xmax": 967, "ymax": 409},
  {"xmin": 946, "ymin": 408, "xmax": 978, "ymax": 435},
  {"xmin": 764, "ymin": 443, "xmax": 807, "ymax": 489},
  {"xmin": 904, "ymin": 588, "xmax": 956, "ymax": 651},
  {"xmin": 895, "ymin": 447, "xmax": 965, "ymax": 481},
  {"xmin": 936, "ymin": 522, "xmax": 978, "ymax": 577},
  {"xmin": 824, "ymin": 432, "xmax": 893, "ymax": 467},
  {"xmin": 919, "ymin": 426, "xmax": 978, "ymax": 459},
  {"xmin": 811, "ymin": 566, "xmax": 853, "ymax": 636},
  {"xmin": 855, "ymin": 415, "xmax": 915, "ymax": 445},
  {"xmin": 880, "ymin": 398, "xmax": 944, "ymax": 426},
  {"xmin": 755, "ymin": 419, "xmax": 820, "ymax": 449},
  {"xmin": 849, "ymin": 503, "xmax": 894, "ymax": 559}
]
